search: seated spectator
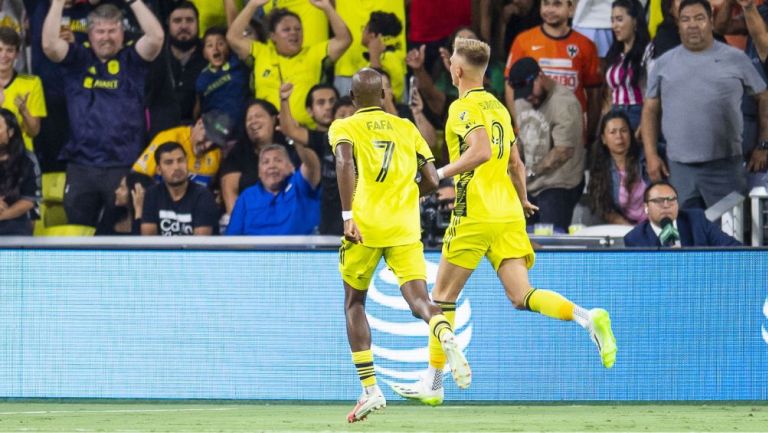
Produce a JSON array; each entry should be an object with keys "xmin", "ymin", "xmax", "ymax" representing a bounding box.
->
[
  {"xmin": 587, "ymin": 111, "xmax": 649, "ymax": 225},
  {"xmin": 623, "ymin": 180, "xmax": 742, "ymax": 247},
  {"xmin": 195, "ymin": 26, "xmax": 248, "ymax": 128},
  {"xmin": 0, "ymin": 109, "xmax": 37, "ymax": 235},
  {"xmin": 509, "ymin": 57, "xmax": 585, "ymax": 233},
  {"xmin": 219, "ymin": 99, "xmax": 292, "ymax": 216},
  {"xmin": 0, "ymin": 27, "xmax": 47, "ymax": 153},
  {"xmin": 132, "ymin": 111, "xmax": 231, "ymax": 188},
  {"xmin": 603, "ymin": 0, "xmax": 649, "ymax": 130},
  {"xmin": 140, "ymin": 142, "xmax": 219, "ymax": 236},
  {"xmin": 227, "ymin": 0, "xmax": 351, "ymax": 128},
  {"xmin": 95, "ymin": 172, "xmax": 143, "ymax": 235},
  {"xmin": 226, "ymin": 143, "xmax": 321, "ymax": 235}
]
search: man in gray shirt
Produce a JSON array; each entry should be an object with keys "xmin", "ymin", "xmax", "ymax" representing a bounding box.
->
[
  {"xmin": 641, "ymin": 0, "xmax": 768, "ymax": 208},
  {"xmin": 509, "ymin": 57, "xmax": 585, "ymax": 233}
]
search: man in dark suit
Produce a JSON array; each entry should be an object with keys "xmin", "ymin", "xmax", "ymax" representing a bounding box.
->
[{"xmin": 624, "ymin": 181, "xmax": 742, "ymax": 247}]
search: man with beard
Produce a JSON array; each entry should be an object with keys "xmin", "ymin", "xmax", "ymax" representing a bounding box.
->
[
  {"xmin": 146, "ymin": 1, "xmax": 207, "ymax": 137},
  {"xmin": 42, "ymin": 0, "xmax": 164, "ymax": 228},
  {"xmin": 140, "ymin": 141, "xmax": 218, "ymax": 236},
  {"xmin": 504, "ymin": 0, "xmax": 601, "ymax": 140},
  {"xmin": 509, "ymin": 57, "xmax": 585, "ymax": 233}
]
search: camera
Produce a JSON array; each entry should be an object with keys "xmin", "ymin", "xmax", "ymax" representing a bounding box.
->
[{"xmin": 420, "ymin": 189, "xmax": 454, "ymax": 247}]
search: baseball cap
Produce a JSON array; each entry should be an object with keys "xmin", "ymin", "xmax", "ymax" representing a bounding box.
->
[
  {"xmin": 507, "ymin": 57, "xmax": 541, "ymax": 100},
  {"xmin": 201, "ymin": 110, "xmax": 233, "ymax": 146}
]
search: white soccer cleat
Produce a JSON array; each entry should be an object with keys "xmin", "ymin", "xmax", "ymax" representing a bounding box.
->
[
  {"xmin": 346, "ymin": 387, "xmax": 386, "ymax": 423},
  {"xmin": 588, "ymin": 308, "xmax": 617, "ymax": 369},
  {"xmin": 440, "ymin": 330, "xmax": 472, "ymax": 389},
  {"xmin": 389, "ymin": 377, "xmax": 444, "ymax": 406}
]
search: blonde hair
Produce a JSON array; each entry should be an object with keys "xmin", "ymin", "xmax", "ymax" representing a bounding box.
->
[{"xmin": 453, "ymin": 37, "xmax": 490, "ymax": 68}]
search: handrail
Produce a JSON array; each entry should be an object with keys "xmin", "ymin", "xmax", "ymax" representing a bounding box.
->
[
  {"xmin": 750, "ymin": 186, "xmax": 768, "ymax": 246},
  {"xmin": 704, "ymin": 191, "xmax": 745, "ymax": 243}
]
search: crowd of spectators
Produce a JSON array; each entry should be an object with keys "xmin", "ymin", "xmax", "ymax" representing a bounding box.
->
[{"xmin": 0, "ymin": 0, "xmax": 764, "ymax": 244}]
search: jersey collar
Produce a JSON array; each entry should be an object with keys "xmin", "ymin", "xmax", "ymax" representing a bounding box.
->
[
  {"xmin": 355, "ymin": 106, "xmax": 383, "ymax": 114},
  {"xmin": 461, "ymin": 87, "xmax": 484, "ymax": 99}
]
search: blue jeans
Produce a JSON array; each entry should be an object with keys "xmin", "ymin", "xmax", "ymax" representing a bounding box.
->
[
  {"xmin": 613, "ymin": 104, "xmax": 642, "ymax": 132},
  {"xmin": 527, "ymin": 179, "xmax": 586, "ymax": 233}
]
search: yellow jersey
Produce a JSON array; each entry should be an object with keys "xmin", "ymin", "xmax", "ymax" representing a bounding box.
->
[
  {"xmin": 250, "ymin": 39, "xmax": 329, "ymax": 128},
  {"xmin": 334, "ymin": 0, "xmax": 407, "ymax": 100},
  {"xmin": 132, "ymin": 126, "xmax": 221, "ymax": 187},
  {"xmin": 2, "ymin": 73, "xmax": 47, "ymax": 152},
  {"xmin": 445, "ymin": 87, "xmax": 523, "ymax": 222},
  {"xmin": 263, "ymin": 0, "xmax": 329, "ymax": 49},
  {"xmin": 191, "ymin": 0, "xmax": 242, "ymax": 37},
  {"xmin": 329, "ymin": 107, "xmax": 434, "ymax": 247}
]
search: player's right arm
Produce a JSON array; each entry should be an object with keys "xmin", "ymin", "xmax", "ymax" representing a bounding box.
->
[
  {"xmin": 508, "ymin": 139, "xmax": 538, "ymax": 218},
  {"xmin": 335, "ymin": 141, "xmax": 362, "ymax": 243},
  {"xmin": 329, "ymin": 121, "xmax": 362, "ymax": 243},
  {"xmin": 42, "ymin": 0, "xmax": 70, "ymax": 63},
  {"xmin": 438, "ymin": 127, "xmax": 491, "ymax": 180}
]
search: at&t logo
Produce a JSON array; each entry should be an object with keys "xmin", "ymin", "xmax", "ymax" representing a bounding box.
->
[{"xmin": 365, "ymin": 260, "xmax": 472, "ymax": 381}]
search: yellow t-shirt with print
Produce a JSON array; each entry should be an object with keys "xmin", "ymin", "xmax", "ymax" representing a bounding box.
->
[
  {"xmin": 262, "ymin": 0, "xmax": 329, "ymax": 48},
  {"xmin": 132, "ymin": 126, "xmax": 221, "ymax": 188},
  {"xmin": 250, "ymin": 39, "xmax": 329, "ymax": 128},
  {"xmin": 329, "ymin": 107, "xmax": 434, "ymax": 248},
  {"xmin": 444, "ymin": 88, "xmax": 523, "ymax": 222},
  {"xmin": 2, "ymin": 73, "xmax": 47, "ymax": 152}
]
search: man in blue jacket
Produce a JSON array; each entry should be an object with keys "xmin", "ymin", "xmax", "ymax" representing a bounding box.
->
[{"xmin": 624, "ymin": 181, "xmax": 742, "ymax": 247}]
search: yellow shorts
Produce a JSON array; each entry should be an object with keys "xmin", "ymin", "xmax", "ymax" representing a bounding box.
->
[
  {"xmin": 442, "ymin": 215, "xmax": 535, "ymax": 271},
  {"xmin": 339, "ymin": 240, "xmax": 427, "ymax": 290}
]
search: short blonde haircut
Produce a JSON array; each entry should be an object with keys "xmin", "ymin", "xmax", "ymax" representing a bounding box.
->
[{"xmin": 453, "ymin": 37, "xmax": 490, "ymax": 68}]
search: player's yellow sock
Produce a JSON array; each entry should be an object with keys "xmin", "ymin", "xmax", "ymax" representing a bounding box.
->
[
  {"xmin": 524, "ymin": 288, "xmax": 574, "ymax": 321},
  {"xmin": 428, "ymin": 302, "xmax": 455, "ymax": 369},
  {"xmin": 352, "ymin": 349, "xmax": 376, "ymax": 387}
]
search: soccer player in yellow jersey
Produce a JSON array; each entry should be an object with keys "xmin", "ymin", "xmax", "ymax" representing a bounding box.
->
[
  {"xmin": 390, "ymin": 38, "xmax": 617, "ymax": 405},
  {"xmin": 329, "ymin": 68, "xmax": 471, "ymax": 423}
]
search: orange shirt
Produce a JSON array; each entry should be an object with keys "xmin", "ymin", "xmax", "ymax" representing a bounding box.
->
[{"xmin": 505, "ymin": 26, "xmax": 602, "ymax": 112}]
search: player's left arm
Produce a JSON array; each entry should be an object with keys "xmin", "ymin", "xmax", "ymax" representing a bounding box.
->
[
  {"xmin": 437, "ymin": 127, "xmax": 491, "ymax": 180},
  {"xmin": 508, "ymin": 139, "xmax": 537, "ymax": 218}
]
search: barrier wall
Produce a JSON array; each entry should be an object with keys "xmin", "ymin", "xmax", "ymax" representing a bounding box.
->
[{"xmin": 1, "ymin": 248, "xmax": 766, "ymax": 401}]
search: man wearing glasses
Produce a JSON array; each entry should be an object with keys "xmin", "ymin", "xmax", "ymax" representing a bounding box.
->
[{"xmin": 623, "ymin": 181, "xmax": 742, "ymax": 247}]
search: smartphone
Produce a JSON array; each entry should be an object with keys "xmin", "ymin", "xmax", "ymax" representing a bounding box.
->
[{"xmin": 408, "ymin": 76, "xmax": 418, "ymax": 106}]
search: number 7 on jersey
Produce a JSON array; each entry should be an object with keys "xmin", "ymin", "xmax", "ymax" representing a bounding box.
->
[{"xmin": 374, "ymin": 140, "xmax": 395, "ymax": 182}]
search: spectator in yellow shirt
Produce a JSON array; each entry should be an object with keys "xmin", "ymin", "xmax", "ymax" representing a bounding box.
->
[
  {"xmin": 0, "ymin": 27, "xmax": 46, "ymax": 153},
  {"xmin": 226, "ymin": 0, "xmax": 351, "ymax": 128}
]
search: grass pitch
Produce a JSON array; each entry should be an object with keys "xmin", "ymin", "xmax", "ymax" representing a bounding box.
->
[{"xmin": 0, "ymin": 401, "xmax": 765, "ymax": 432}]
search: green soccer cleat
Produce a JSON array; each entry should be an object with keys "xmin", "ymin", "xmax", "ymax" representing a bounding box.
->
[
  {"xmin": 588, "ymin": 308, "xmax": 617, "ymax": 368},
  {"xmin": 389, "ymin": 379, "xmax": 444, "ymax": 406}
]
